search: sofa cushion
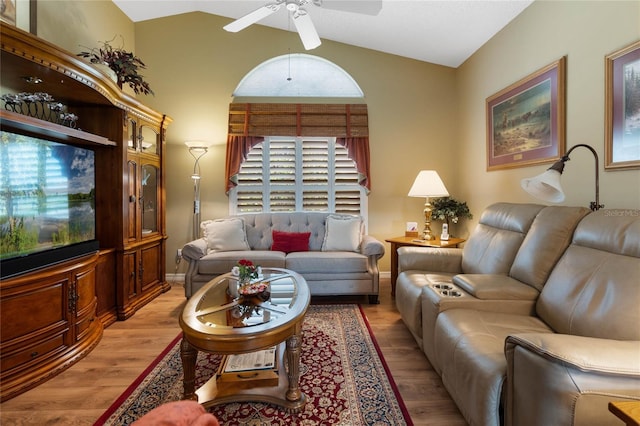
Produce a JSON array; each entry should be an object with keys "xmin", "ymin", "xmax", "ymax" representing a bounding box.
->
[
  {"xmin": 201, "ymin": 218, "xmax": 250, "ymax": 252},
  {"xmin": 322, "ymin": 214, "xmax": 362, "ymax": 252},
  {"xmin": 198, "ymin": 250, "xmax": 285, "ymax": 275},
  {"xmin": 435, "ymin": 309, "xmax": 552, "ymax": 426},
  {"xmin": 271, "ymin": 230, "xmax": 310, "ymax": 253},
  {"xmin": 285, "ymin": 251, "xmax": 368, "ymax": 274},
  {"xmin": 536, "ymin": 210, "xmax": 640, "ymax": 340},
  {"xmin": 509, "ymin": 206, "xmax": 590, "ymax": 291},
  {"xmin": 460, "ymin": 203, "xmax": 544, "ymax": 275}
]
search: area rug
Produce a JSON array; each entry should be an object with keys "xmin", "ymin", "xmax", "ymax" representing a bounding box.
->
[{"xmin": 94, "ymin": 304, "xmax": 413, "ymax": 426}]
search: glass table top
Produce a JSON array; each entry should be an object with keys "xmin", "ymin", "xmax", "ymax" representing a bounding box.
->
[{"xmin": 189, "ymin": 268, "xmax": 305, "ymax": 331}]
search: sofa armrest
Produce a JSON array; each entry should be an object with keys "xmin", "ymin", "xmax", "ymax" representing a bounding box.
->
[
  {"xmin": 398, "ymin": 247, "xmax": 463, "ymax": 274},
  {"xmin": 452, "ymin": 274, "xmax": 539, "ymax": 300},
  {"xmin": 182, "ymin": 238, "xmax": 208, "ymax": 261},
  {"xmin": 505, "ymin": 333, "xmax": 640, "ymax": 426},
  {"xmin": 361, "ymin": 235, "xmax": 385, "ymax": 258}
]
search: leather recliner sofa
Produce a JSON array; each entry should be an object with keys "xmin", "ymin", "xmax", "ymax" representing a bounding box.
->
[{"xmin": 395, "ymin": 203, "xmax": 640, "ymax": 426}]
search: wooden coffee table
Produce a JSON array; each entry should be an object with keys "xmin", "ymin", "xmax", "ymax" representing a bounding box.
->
[{"xmin": 179, "ymin": 268, "xmax": 311, "ymax": 412}]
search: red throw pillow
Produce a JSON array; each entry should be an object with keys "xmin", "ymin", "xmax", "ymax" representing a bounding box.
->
[{"xmin": 271, "ymin": 230, "xmax": 311, "ymax": 253}]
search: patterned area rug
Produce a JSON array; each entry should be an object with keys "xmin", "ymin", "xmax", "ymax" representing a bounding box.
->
[{"xmin": 95, "ymin": 304, "xmax": 412, "ymax": 425}]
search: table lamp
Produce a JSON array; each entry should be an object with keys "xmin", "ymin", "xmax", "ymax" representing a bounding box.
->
[{"xmin": 408, "ymin": 170, "xmax": 449, "ymax": 240}]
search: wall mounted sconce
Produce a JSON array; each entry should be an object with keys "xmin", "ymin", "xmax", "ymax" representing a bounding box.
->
[
  {"xmin": 408, "ymin": 170, "xmax": 450, "ymax": 240},
  {"xmin": 185, "ymin": 141, "xmax": 211, "ymax": 240},
  {"xmin": 521, "ymin": 143, "xmax": 604, "ymax": 211}
]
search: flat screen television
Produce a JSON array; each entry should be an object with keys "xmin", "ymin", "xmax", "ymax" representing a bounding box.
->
[{"xmin": 0, "ymin": 129, "xmax": 98, "ymax": 278}]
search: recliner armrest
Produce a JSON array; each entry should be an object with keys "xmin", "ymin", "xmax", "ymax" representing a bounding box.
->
[
  {"xmin": 505, "ymin": 333, "xmax": 640, "ymax": 426},
  {"xmin": 453, "ymin": 274, "xmax": 539, "ymax": 300},
  {"xmin": 398, "ymin": 247, "xmax": 463, "ymax": 274},
  {"xmin": 182, "ymin": 238, "xmax": 208, "ymax": 261}
]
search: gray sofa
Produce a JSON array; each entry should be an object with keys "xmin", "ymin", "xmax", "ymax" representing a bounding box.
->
[
  {"xmin": 395, "ymin": 203, "xmax": 640, "ymax": 426},
  {"xmin": 182, "ymin": 212, "xmax": 385, "ymax": 303}
]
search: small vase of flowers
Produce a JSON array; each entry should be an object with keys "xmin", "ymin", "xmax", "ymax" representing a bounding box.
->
[
  {"xmin": 231, "ymin": 259, "xmax": 268, "ymax": 301},
  {"xmin": 232, "ymin": 259, "xmax": 261, "ymax": 284}
]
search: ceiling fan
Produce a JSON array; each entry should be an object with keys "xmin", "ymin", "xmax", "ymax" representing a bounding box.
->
[{"xmin": 223, "ymin": 0, "xmax": 382, "ymax": 51}]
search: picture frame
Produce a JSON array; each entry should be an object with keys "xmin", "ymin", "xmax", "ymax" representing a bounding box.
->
[
  {"xmin": 486, "ymin": 57, "xmax": 566, "ymax": 171},
  {"xmin": 0, "ymin": 0, "xmax": 36, "ymax": 35},
  {"xmin": 605, "ymin": 40, "xmax": 640, "ymax": 170}
]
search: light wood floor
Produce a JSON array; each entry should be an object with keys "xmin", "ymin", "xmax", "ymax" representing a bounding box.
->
[{"xmin": 0, "ymin": 277, "xmax": 466, "ymax": 426}]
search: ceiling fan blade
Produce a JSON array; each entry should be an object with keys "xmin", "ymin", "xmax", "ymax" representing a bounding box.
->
[
  {"xmin": 292, "ymin": 9, "xmax": 321, "ymax": 50},
  {"xmin": 223, "ymin": 2, "xmax": 283, "ymax": 33},
  {"xmin": 314, "ymin": 0, "xmax": 382, "ymax": 16}
]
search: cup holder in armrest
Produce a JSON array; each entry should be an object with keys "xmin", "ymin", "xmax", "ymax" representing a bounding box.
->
[
  {"xmin": 440, "ymin": 289, "xmax": 462, "ymax": 297},
  {"xmin": 432, "ymin": 283, "xmax": 453, "ymax": 290}
]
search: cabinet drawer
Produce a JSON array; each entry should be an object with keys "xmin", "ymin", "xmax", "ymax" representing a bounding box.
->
[
  {"xmin": 1, "ymin": 333, "xmax": 68, "ymax": 373},
  {"xmin": 75, "ymin": 301, "xmax": 97, "ymax": 342},
  {"xmin": 1, "ymin": 283, "xmax": 68, "ymax": 342}
]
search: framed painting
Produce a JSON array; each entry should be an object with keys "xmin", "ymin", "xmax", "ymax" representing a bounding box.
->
[
  {"xmin": 605, "ymin": 40, "xmax": 640, "ymax": 170},
  {"xmin": 0, "ymin": 0, "xmax": 36, "ymax": 34},
  {"xmin": 486, "ymin": 57, "xmax": 566, "ymax": 171}
]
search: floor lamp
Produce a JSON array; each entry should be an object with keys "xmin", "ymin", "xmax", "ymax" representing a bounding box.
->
[
  {"xmin": 185, "ymin": 141, "xmax": 210, "ymax": 240},
  {"xmin": 520, "ymin": 144, "xmax": 604, "ymax": 211}
]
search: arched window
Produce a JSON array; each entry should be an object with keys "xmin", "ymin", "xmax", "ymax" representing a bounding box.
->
[
  {"xmin": 232, "ymin": 54, "xmax": 364, "ymax": 98},
  {"xmin": 227, "ymin": 56, "xmax": 370, "ymax": 222}
]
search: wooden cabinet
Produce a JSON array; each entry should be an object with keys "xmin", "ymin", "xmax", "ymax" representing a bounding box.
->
[
  {"xmin": 0, "ymin": 254, "xmax": 102, "ymax": 401},
  {"xmin": 117, "ymin": 114, "xmax": 169, "ymax": 320},
  {"xmin": 0, "ymin": 24, "xmax": 171, "ymax": 398}
]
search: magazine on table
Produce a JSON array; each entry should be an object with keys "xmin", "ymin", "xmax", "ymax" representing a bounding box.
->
[{"xmin": 224, "ymin": 346, "xmax": 277, "ymax": 372}]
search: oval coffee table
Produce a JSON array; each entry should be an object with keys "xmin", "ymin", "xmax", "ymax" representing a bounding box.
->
[{"xmin": 179, "ymin": 267, "xmax": 311, "ymax": 412}]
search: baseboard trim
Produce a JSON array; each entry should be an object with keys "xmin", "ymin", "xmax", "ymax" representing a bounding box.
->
[{"xmin": 166, "ymin": 273, "xmax": 185, "ymax": 282}]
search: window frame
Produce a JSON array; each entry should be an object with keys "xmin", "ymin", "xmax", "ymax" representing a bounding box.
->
[{"xmin": 228, "ymin": 136, "xmax": 368, "ymax": 227}]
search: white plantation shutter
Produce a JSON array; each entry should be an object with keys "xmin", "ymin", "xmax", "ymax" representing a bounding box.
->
[{"xmin": 231, "ymin": 137, "xmax": 365, "ymax": 221}]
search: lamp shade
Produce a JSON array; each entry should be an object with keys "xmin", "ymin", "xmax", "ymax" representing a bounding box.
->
[
  {"xmin": 408, "ymin": 170, "xmax": 449, "ymax": 198},
  {"xmin": 520, "ymin": 169, "xmax": 565, "ymax": 203}
]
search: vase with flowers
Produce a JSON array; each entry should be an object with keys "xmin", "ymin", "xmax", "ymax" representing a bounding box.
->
[{"xmin": 231, "ymin": 259, "xmax": 270, "ymax": 301}]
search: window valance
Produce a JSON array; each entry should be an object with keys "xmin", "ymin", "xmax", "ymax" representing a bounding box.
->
[
  {"xmin": 228, "ymin": 103, "xmax": 368, "ymax": 137},
  {"xmin": 225, "ymin": 103, "xmax": 371, "ymax": 193}
]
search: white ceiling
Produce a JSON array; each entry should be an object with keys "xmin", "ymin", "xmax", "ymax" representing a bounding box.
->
[{"xmin": 112, "ymin": 0, "xmax": 534, "ymax": 68}]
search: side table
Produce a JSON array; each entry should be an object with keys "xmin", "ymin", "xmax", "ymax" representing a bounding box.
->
[{"xmin": 385, "ymin": 236, "xmax": 465, "ymax": 297}]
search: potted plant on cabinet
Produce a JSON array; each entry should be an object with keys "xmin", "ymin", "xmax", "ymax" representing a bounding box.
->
[{"xmin": 78, "ymin": 36, "xmax": 154, "ymax": 96}]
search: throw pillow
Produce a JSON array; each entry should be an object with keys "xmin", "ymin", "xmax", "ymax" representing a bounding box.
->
[
  {"xmin": 322, "ymin": 215, "xmax": 362, "ymax": 252},
  {"xmin": 271, "ymin": 230, "xmax": 311, "ymax": 253},
  {"xmin": 201, "ymin": 218, "xmax": 250, "ymax": 252}
]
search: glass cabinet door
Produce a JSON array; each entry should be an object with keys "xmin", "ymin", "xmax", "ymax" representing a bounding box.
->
[
  {"xmin": 127, "ymin": 118, "xmax": 137, "ymax": 150},
  {"xmin": 139, "ymin": 125, "xmax": 158, "ymax": 155},
  {"xmin": 141, "ymin": 164, "xmax": 158, "ymax": 235}
]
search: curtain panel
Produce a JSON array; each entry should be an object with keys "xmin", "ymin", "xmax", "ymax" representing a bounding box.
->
[{"xmin": 225, "ymin": 103, "xmax": 371, "ymax": 192}]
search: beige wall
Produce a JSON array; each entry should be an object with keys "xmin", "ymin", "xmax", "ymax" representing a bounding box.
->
[
  {"xmin": 456, "ymin": 0, "xmax": 640, "ymax": 220},
  {"xmin": 37, "ymin": 1, "xmax": 134, "ymax": 63},
  {"xmin": 32, "ymin": 1, "xmax": 640, "ymax": 275},
  {"xmin": 132, "ymin": 12, "xmax": 458, "ymax": 274}
]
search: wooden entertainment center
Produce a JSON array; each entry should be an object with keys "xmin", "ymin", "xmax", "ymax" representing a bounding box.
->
[{"xmin": 0, "ymin": 24, "xmax": 171, "ymax": 401}]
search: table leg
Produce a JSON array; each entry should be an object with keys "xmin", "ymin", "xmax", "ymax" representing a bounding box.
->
[
  {"xmin": 285, "ymin": 326, "xmax": 303, "ymax": 403},
  {"xmin": 390, "ymin": 242, "xmax": 398, "ymax": 297},
  {"xmin": 180, "ymin": 335, "xmax": 198, "ymax": 401}
]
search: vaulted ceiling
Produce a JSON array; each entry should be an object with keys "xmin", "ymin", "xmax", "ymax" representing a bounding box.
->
[{"xmin": 112, "ymin": 0, "xmax": 534, "ymax": 68}]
